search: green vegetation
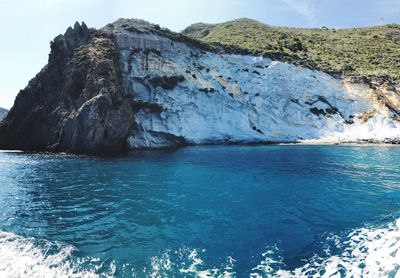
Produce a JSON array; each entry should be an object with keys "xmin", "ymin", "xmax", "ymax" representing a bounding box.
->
[{"xmin": 182, "ymin": 18, "xmax": 400, "ymax": 84}]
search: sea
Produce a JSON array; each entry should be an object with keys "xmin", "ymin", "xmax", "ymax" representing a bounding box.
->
[{"xmin": 0, "ymin": 145, "xmax": 399, "ymax": 277}]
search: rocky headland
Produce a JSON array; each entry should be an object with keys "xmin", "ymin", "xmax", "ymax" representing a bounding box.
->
[{"xmin": 0, "ymin": 19, "xmax": 399, "ymax": 154}]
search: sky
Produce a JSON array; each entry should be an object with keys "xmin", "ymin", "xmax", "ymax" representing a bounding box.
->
[{"xmin": 0, "ymin": 0, "xmax": 399, "ymax": 109}]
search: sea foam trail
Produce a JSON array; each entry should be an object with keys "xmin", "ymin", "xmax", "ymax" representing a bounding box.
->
[
  {"xmin": 149, "ymin": 219, "xmax": 400, "ymax": 278},
  {"xmin": 0, "ymin": 231, "xmax": 114, "ymax": 278},
  {"xmin": 1, "ymin": 218, "xmax": 399, "ymax": 277},
  {"xmin": 252, "ymin": 219, "xmax": 400, "ymax": 278},
  {"xmin": 149, "ymin": 248, "xmax": 236, "ymax": 277}
]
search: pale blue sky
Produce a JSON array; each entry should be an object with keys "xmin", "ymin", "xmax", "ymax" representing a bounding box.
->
[{"xmin": 0, "ymin": 0, "xmax": 399, "ymax": 109}]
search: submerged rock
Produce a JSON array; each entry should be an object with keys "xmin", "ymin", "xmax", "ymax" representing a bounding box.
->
[{"xmin": 0, "ymin": 19, "xmax": 400, "ymax": 154}]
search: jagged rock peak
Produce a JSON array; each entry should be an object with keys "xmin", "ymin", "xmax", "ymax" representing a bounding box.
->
[
  {"xmin": 49, "ymin": 21, "xmax": 91, "ymax": 65},
  {"xmin": 0, "ymin": 20, "xmax": 134, "ymax": 154}
]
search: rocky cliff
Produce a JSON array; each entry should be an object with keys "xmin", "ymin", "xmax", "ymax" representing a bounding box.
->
[
  {"xmin": 0, "ymin": 22, "xmax": 135, "ymax": 154},
  {"xmin": 0, "ymin": 19, "xmax": 399, "ymax": 154}
]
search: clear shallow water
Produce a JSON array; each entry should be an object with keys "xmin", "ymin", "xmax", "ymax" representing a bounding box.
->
[{"xmin": 0, "ymin": 145, "xmax": 399, "ymax": 277}]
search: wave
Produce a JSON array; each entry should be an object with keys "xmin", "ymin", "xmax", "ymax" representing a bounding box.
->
[
  {"xmin": 149, "ymin": 219, "xmax": 400, "ymax": 277},
  {"xmin": 1, "ymin": 218, "xmax": 399, "ymax": 277},
  {"xmin": 0, "ymin": 231, "xmax": 114, "ymax": 278},
  {"xmin": 149, "ymin": 248, "xmax": 236, "ymax": 277},
  {"xmin": 272, "ymin": 218, "xmax": 400, "ymax": 278}
]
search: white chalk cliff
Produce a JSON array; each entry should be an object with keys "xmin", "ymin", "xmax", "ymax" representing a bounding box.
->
[{"xmin": 107, "ymin": 20, "xmax": 400, "ymax": 149}]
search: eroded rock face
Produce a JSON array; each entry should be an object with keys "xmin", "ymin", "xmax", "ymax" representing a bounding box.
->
[
  {"xmin": 107, "ymin": 19, "xmax": 400, "ymax": 148},
  {"xmin": 0, "ymin": 22, "xmax": 135, "ymax": 154},
  {"xmin": 1, "ymin": 19, "xmax": 400, "ymax": 154}
]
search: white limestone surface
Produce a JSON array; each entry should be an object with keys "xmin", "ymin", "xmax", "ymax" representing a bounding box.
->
[{"xmin": 112, "ymin": 29, "xmax": 400, "ymax": 148}]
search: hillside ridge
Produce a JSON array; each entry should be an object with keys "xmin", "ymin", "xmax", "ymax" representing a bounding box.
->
[{"xmin": 182, "ymin": 18, "xmax": 400, "ymax": 89}]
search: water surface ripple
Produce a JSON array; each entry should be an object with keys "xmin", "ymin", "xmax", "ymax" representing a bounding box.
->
[{"xmin": 0, "ymin": 145, "xmax": 399, "ymax": 277}]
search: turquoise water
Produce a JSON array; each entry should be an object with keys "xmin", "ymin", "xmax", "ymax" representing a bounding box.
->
[{"xmin": 0, "ymin": 145, "xmax": 400, "ymax": 277}]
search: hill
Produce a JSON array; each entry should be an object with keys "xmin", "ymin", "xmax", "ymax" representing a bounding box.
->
[{"xmin": 183, "ymin": 18, "xmax": 400, "ymax": 87}]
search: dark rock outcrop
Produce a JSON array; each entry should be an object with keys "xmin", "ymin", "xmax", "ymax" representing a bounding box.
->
[{"xmin": 0, "ymin": 22, "xmax": 135, "ymax": 154}]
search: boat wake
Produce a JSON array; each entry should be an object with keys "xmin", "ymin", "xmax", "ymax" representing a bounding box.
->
[
  {"xmin": 150, "ymin": 219, "xmax": 400, "ymax": 277},
  {"xmin": 1, "ymin": 218, "xmax": 399, "ymax": 277},
  {"xmin": 252, "ymin": 218, "xmax": 400, "ymax": 277},
  {"xmin": 0, "ymin": 231, "xmax": 114, "ymax": 278}
]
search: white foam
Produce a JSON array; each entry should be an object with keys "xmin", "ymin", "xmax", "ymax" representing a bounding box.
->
[
  {"xmin": 149, "ymin": 248, "xmax": 235, "ymax": 277},
  {"xmin": 250, "ymin": 247, "xmax": 286, "ymax": 277},
  {"xmin": 3, "ymin": 218, "xmax": 400, "ymax": 277},
  {"xmin": 305, "ymin": 115, "xmax": 400, "ymax": 143},
  {"xmin": 0, "ymin": 231, "xmax": 114, "ymax": 278},
  {"xmin": 254, "ymin": 219, "xmax": 400, "ymax": 277},
  {"xmin": 148, "ymin": 219, "xmax": 400, "ymax": 278}
]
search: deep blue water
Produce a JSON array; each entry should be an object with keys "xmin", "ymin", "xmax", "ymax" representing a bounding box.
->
[{"xmin": 0, "ymin": 145, "xmax": 400, "ymax": 277}]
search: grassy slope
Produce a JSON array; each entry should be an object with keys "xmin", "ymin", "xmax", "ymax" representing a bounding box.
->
[{"xmin": 182, "ymin": 18, "xmax": 400, "ymax": 85}]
